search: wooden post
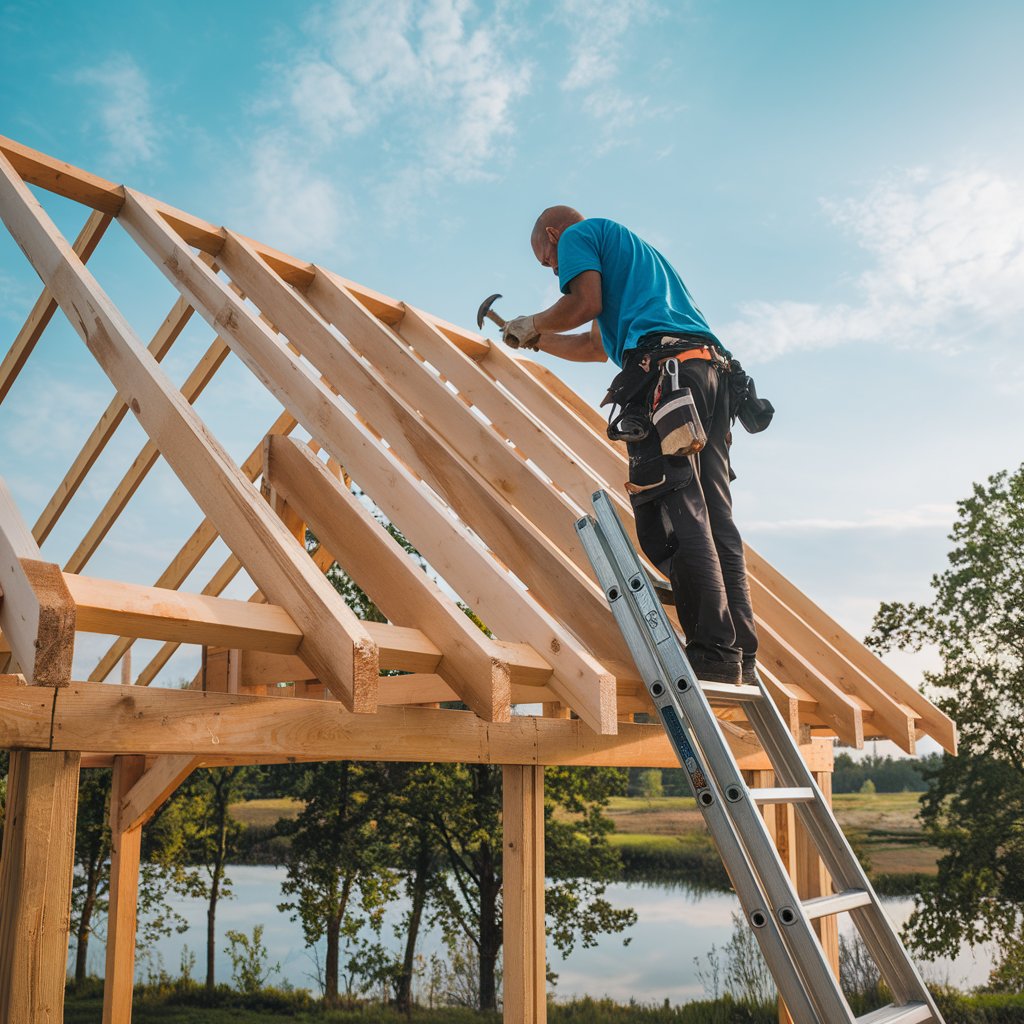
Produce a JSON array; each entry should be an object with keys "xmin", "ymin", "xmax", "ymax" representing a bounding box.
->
[
  {"xmin": 503, "ymin": 764, "xmax": 546, "ymax": 1024},
  {"xmin": 0, "ymin": 750, "xmax": 81, "ymax": 1022},
  {"xmin": 103, "ymin": 754, "xmax": 146, "ymax": 1024},
  {"xmin": 802, "ymin": 771, "xmax": 840, "ymax": 975}
]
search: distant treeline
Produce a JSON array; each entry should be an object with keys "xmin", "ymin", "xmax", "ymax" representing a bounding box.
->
[{"xmin": 624, "ymin": 752, "xmax": 943, "ymax": 798}]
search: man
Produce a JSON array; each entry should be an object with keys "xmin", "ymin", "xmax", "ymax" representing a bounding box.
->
[{"xmin": 502, "ymin": 206, "xmax": 757, "ymax": 685}]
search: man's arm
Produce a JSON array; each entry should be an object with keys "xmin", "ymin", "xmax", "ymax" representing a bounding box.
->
[
  {"xmin": 503, "ymin": 270, "xmax": 605, "ymax": 360},
  {"xmin": 533, "ymin": 270, "xmax": 602, "ymax": 334},
  {"xmin": 534, "ymin": 320, "xmax": 606, "ymax": 362}
]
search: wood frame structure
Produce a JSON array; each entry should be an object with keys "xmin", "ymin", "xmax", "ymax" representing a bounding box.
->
[{"xmin": 0, "ymin": 137, "xmax": 956, "ymax": 1024}]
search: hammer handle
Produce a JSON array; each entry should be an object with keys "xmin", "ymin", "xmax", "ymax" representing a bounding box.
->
[{"xmin": 485, "ymin": 309, "xmax": 507, "ymax": 330}]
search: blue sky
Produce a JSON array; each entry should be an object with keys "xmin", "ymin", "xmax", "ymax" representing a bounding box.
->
[{"xmin": 1, "ymin": 0, "xmax": 1022, "ymax": 714}]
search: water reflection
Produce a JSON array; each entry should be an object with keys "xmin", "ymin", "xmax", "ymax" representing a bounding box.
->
[{"xmin": 76, "ymin": 866, "xmax": 996, "ymax": 1001}]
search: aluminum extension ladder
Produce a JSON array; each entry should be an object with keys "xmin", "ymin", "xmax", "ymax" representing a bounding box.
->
[{"xmin": 576, "ymin": 490, "xmax": 944, "ymax": 1024}]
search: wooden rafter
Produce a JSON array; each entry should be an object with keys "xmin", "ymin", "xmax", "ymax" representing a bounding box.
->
[{"xmin": 0, "ymin": 150, "xmax": 378, "ymax": 713}]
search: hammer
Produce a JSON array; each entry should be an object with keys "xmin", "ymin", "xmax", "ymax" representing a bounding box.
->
[{"xmin": 476, "ymin": 292, "xmax": 507, "ymax": 332}]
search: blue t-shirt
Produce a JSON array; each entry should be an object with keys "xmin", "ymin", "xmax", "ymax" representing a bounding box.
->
[{"xmin": 557, "ymin": 219, "xmax": 720, "ymax": 367}]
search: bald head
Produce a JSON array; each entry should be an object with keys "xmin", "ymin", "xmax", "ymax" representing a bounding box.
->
[{"xmin": 531, "ymin": 206, "xmax": 584, "ymax": 254}]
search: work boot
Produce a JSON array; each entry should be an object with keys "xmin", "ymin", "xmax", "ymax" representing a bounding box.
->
[
  {"xmin": 742, "ymin": 656, "xmax": 759, "ymax": 686},
  {"xmin": 687, "ymin": 648, "xmax": 742, "ymax": 686}
]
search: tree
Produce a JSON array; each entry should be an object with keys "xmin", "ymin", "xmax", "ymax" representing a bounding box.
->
[
  {"xmin": 277, "ymin": 760, "xmax": 399, "ymax": 1007},
  {"xmin": 70, "ymin": 769, "xmax": 111, "ymax": 987},
  {"xmin": 407, "ymin": 762, "xmax": 635, "ymax": 1011},
  {"xmin": 168, "ymin": 766, "xmax": 254, "ymax": 990},
  {"xmin": 867, "ymin": 464, "xmax": 1024, "ymax": 984}
]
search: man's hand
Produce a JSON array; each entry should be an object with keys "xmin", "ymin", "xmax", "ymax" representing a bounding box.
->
[{"xmin": 502, "ymin": 315, "xmax": 540, "ymax": 351}]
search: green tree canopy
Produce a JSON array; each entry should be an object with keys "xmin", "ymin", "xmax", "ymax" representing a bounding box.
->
[{"xmin": 868, "ymin": 464, "xmax": 1024, "ymax": 984}]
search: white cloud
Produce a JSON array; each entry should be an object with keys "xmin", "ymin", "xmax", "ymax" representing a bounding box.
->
[
  {"xmin": 74, "ymin": 55, "xmax": 159, "ymax": 166},
  {"xmin": 240, "ymin": 131, "xmax": 352, "ymax": 256},
  {"xmin": 281, "ymin": 0, "xmax": 530, "ymax": 186},
  {"xmin": 559, "ymin": 0, "xmax": 654, "ymax": 91},
  {"xmin": 746, "ymin": 503, "xmax": 956, "ymax": 533},
  {"xmin": 725, "ymin": 168, "xmax": 1024, "ymax": 362}
]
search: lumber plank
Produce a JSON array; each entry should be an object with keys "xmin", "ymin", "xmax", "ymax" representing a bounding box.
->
[
  {"xmin": 0, "ymin": 479, "xmax": 76, "ymax": 685},
  {"xmin": 396, "ymin": 303, "xmax": 609, "ymax": 505},
  {"xmin": 265, "ymin": 434, "xmax": 520, "ymax": 721},
  {"xmin": 304, "ymin": 273, "xmax": 591, "ymax": 569},
  {"xmin": 67, "ymin": 573, "xmax": 304, "ymax": 651},
  {"xmin": 103, "ymin": 755, "xmax": 145, "ymax": 1024},
  {"xmin": 0, "ymin": 750, "xmax": 81, "ymax": 1023},
  {"xmin": 216, "ymin": 238, "xmax": 625, "ymax": 668},
  {"xmin": 750, "ymin": 575, "xmax": 915, "ymax": 753},
  {"xmin": 0, "ymin": 210, "xmax": 111, "ymax": 407},
  {"xmin": 756, "ymin": 620, "xmax": 864, "ymax": 748},
  {"xmin": 119, "ymin": 753, "xmax": 198, "ymax": 832},
  {"xmin": 33, "ymin": 286, "xmax": 203, "ymax": 546},
  {"xmin": 502, "ymin": 764, "xmax": 546, "ymax": 1024},
  {"xmin": 0, "ymin": 676, "xmax": 56, "ymax": 747},
  {"xmin": 63, "ymin": 330, "xmax": 231, "ymax": 574},
  {"xmin": 89, "ymin": 410, "xmax": 296, "ymax": 683},
  {"xmin": 0, "ymin": 152, "xmax": 378, "ymax": 712},
  {"xmin": 0, "ymin": 135, "xmax": 489, "ymax": 356},
  {"xmin": 36, "ymin": 681, "xmax": 840, "ymax": 767},
  {"xmin": 113, "ymin": 202, "xmax": 614, "ymax": 732},
  {"xmin": 745, "ymin": 546, "xmax": 956, "ymax": 754}
]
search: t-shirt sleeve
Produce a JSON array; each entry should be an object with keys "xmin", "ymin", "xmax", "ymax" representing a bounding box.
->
[{"xmin": 557, "ymin": 223, "xmax": 602, "ymax": 295}]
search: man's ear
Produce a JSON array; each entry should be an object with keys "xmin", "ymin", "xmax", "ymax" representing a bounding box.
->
[{"xmin": 546, "ymin": 225, "xmax": 561, "ymax": 244}]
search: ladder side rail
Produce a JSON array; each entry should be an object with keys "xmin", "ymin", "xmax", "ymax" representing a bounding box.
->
[
  {"xmin": 744, "ymin": 695, "xmax": 944, "ymax": 1019},
  {"xmin": 588, "ymin": 493, "xmax": 859, "ymax": 1022},
  {"xmin": 578, "ymin": 513, "xmax": 845, "ymax": 1024}
]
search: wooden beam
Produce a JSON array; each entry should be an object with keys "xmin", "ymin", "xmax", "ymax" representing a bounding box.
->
[
  {"xmin": 751, "ymin": 576, "xmax": 915, "ymax": 753},
  {"xmin": 265, "ymin": 434, "xmax": 522, "ymax": 721},
  {"xmin": 68, "ymin": 573, "xmax": 303, "ymax": 650},
  {"xmin": 0, "ymin": 750, "xmax": 81, "ymax": 1022},
  {"xmin": 119, "ymin": 753, "xmax": 198, "ymax": 832},
  {"xmin": 22, "ymin": 682, "xmax": 834, "ymax": 769},
  {"xmin": 0, "ymin": 150, "xmax": 378, "ymax": 712},
  {"xmin": 0, "ymin": 135, "xmax": 489, "ymax": 356},
  {"xmin": 0, "ymin": 479, "xmax": 76, "ymax": 685},
  {"xmin": 63, "ymin": 330, "xmax": 231, "ymax": 574},
  {"xmin": 503, "ymin": 764, "xmax": 546, "ymax": 1024},
  {"xmin": 102, "ymin": 755, "xmax": 146, "ymax": 1024},
  {"xmin": 215, "ymin": 238, "xmax": 626, "ymax": 670},
  {"xmin": 114, "ymin": 198, "xmax": 614, "ymax": 733},
  {"xmin": 69, "ymin": 572, "xmax": 445, "ymax": 672},
  {"xmin": 0, "ymin": 210, "xmax": 111, "ymax": 407},
  {"xmin": 746, "ymin": 547, "xmax": 956, "ymax": 754},
  {"xmin": 89, "ymin": 410, "xmax": 297, "ymax": 683},
  {"xmin": 33, "ymin": 287, "xmax": 203, "ymax": 546}
]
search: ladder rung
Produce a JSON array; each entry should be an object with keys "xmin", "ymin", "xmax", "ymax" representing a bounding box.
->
[
  {"xmin": 803, "ymin": 888, "xmax": 873, "ymax": 920},
  {"xmin": 750, "ymin": 787, "xmax": 815, "ymax": 805},
  {"xmin": 856, "ymin": 1002, "xmax": 933, "ymax": 1024},
  {"xmin": 699, "ymin": 680, "xmax": 762, "ymax": 701}
]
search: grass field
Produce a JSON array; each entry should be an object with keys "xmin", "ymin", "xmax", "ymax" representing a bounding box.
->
[
  {"xmin": 228, "ymin": 791, "xmax": 940, "ymax": 884},
  {"xmin": 603, "ymin": 791, "xmax": 941, "ymax": 880}
]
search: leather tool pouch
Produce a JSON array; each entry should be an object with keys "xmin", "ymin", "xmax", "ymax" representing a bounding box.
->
[
  {"xmin": 602, "ymin": 358, "xmax": 657, "ymax": 442},
  {"xmin": 652, "ymin": 359, "xmax": 707, "ymax": 457}
]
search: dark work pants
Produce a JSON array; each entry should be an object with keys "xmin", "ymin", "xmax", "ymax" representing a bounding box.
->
[{"xmin": 630, "ymin": 361, "xmax": 758, "ymax": 663}]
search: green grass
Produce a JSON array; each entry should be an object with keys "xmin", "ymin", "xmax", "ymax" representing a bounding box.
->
[{"xmin": 229, "ymin": 798, "xmax": 304, "ymax": 828}]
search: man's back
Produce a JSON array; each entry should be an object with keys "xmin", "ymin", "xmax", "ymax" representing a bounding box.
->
[{"xmin": 556, "ymin": 218, "xmax": 718, "ymax": 365}]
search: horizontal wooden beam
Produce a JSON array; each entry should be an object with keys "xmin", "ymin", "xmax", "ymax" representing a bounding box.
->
[{"xmin": 0, "ymin": 680, "xmax": 834, "ymax": 771}]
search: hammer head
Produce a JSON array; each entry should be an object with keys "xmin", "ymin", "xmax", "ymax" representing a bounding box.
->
[{"xmin": 476, "ymin": 292, "xmax": 504, "ymax": 330}]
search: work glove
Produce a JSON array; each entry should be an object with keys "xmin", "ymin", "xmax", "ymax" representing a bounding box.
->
[{"xmin": 502, "ymin": 315, "xmax": 540, "ymax": 351}]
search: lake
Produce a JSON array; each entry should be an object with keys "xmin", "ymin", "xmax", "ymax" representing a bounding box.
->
[{"xmin": 78, "ymin": 866, "xmax": 997, "ymax": 1002}]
